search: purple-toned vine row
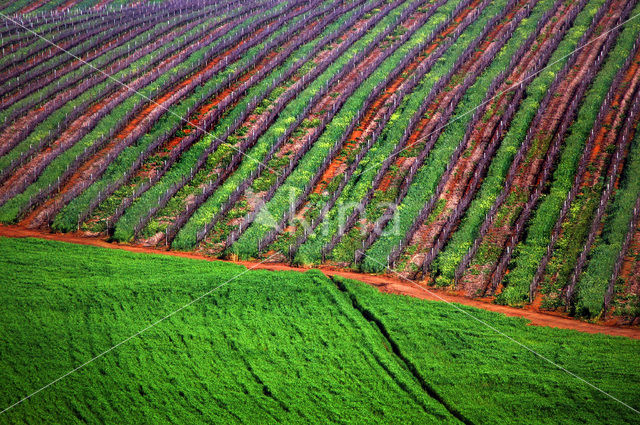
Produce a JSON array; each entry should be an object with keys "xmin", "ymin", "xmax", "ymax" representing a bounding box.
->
[
  {"xmin": 0, "ymin": 5, "xmax": 250, "ymax": 161},
  {"xmin": 0, "ymin": 3, "xmax": 261, "ymax": 176},
  {"xmin": 604, "ymin": 192, "xmax": 640, "ymax": 311},
  {"xmin": 0, "ymin": 0, "xmax": 244, "ymax": 107},
  {"xmin": 105, "ymin": 0, "xmax": 381, "ymax": 234},
  {"xmin": 230, "ymin": 0, "xmax": 466, "ymax": 252},
  {"xmin": 418, "ymin": 0, "xmax": 577, "ymax": 276}
]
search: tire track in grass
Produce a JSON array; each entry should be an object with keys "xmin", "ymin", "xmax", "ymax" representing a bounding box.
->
[{"xmin": 330, "ymin": 275, "xmax": 473, "ymax": 425}]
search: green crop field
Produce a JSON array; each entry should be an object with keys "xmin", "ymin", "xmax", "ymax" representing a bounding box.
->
[{"xmin": 0, "ymin": 237, "xmax": 638, "ymax": 424}]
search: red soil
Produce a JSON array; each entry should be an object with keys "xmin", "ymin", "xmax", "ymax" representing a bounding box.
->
[
  {"xmin": 189, "ymin": 17, "xmax": 382, "ymax": 250},
  {"xmin": 143, "ymin": 20, "xmax": 318, "ymax": 174},
  {"xmin": 313, "ymin": 54, "xmax": 414, "ymax": 194},
  {"xmin": 309, "ymin": 0, "xmax": 483, "ymax": 217},
  {"xmin": 348, "ymin": 0, "xmax": 520, "ymax": 263},
  {"xmin": 3, "ymin": 33, "xmax": 79, "ymax": 81},
  {"xmin": 583, "ymin": 50, "xmax": 640, "ymax": 186},
  {"xmin": 132, "ymin": 16, "xmax": 349, "ymax": 241},
  {"xmin": 57, "ymin": 0, "xmax": 79, "ymax": 11},
  {"xmin": 93, "ymin": 0, "xmax": 114, "ymax": 9},
  {"xmin": 18, "ymin": 0, "xmax": 49, "ymax": 14},
  {"xmin": 1, "ymin": 224, "xmax": 638, "ymax": 339},
  {"xmin": 104, "ymin": 18, "xmax": 325, "ymax": 237},
  {"xmin": 618, "ymin": 220, "xmax": 640, "ymax": 307},
  {"xmin": 364, "ymin": 0, "xmax": 488, "ymax": 205}
]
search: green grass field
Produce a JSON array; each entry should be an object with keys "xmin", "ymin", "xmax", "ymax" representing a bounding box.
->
[{"xmin": 0, "ymin": 237, "xmax": 638, "ymax": 424}]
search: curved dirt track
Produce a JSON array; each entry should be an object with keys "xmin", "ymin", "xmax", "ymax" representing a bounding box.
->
[{"xmin": 0, "ymin": 224, "xmax": 638, "ymax": 340}]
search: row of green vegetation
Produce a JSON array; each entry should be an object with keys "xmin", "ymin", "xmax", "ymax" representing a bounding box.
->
[
  {"xmin": 171, "ymin": 0, "xmax": 413, "ymax": 250},
  {"xmin": 0, "ymin": 12, "xmax": 100, "ymax": 68},
  {"xmin": 231, "ymin": 0, "xmax": 463, "ymax": 257},
  {"xmin": 432, "ymin": 0, "xmax": 606, "ymax": 283},
  {"xmin": 539, "ymin": 53, "xmax": 640, "ymax": 313},
  {"xmin": 53, "ymin": 0, "xmax": 311, "ymax": 233},
  {"xmin": 131, "ymin": 1, "xmax": 379, "ymax": 244},
  {"xmin": 106, "ymin": 0, "xmax": 354, "ymax": 242},
  {"xmin": 0, "ymin": 236, "xmax": 638, "ymax": 424},
  {"xmin": 500, "ymin": 6, "xmax": 640, "ymax": 306},
  {"xmin": 0, "ymin": 0, "xmax": 164, "ymax": 14}
]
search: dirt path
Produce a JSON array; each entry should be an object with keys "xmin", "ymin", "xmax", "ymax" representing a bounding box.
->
[{"xmin": 1, "ymin": 224, "xmax": 638, "ymax": 339}]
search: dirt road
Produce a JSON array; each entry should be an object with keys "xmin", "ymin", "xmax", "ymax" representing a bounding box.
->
[{"xmin": 1, "ymin": 224, "xmax": 638, "ymax": 339}]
